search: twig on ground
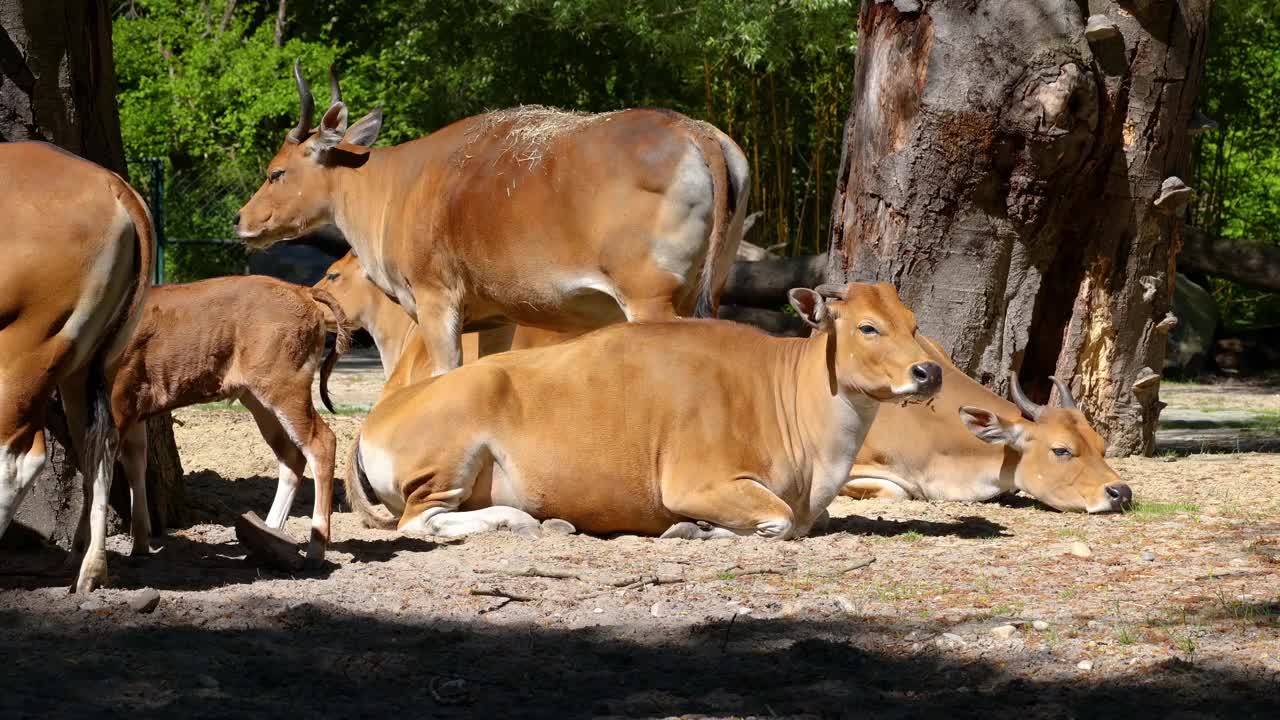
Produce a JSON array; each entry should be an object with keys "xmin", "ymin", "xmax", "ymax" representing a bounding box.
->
[
  {"xmin": 473, "ymin": 565, "xmax": 587, "ymax": 581},
  {"xmin": 469, "ymin": 586, "xmax": 539, "ymax": 602}
]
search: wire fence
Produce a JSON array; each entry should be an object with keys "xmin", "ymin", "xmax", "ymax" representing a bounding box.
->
[{"xmin": 127, "ymin": 158, "xmax": 260, "ymax": 284}]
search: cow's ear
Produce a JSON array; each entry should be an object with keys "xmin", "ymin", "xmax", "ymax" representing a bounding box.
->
[
  {"xmin": 344, "ymin": 108, "xmax": 383, "ymax": 148},
  {"xmin": 959, "ymin": 406, "xmax": 1028, "ymax": 451},
  {"xmin": 313, "ymin": 102, "xmax": 349, "ymax": 152},
  {"xmin": 788, "ymin": 288, "xmax": 831, "ymax": 330}
]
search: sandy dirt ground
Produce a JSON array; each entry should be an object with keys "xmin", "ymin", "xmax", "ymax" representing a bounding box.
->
[{"xmin": 2, "ymin": 357, "xmax": 1278, "ymax": 718}]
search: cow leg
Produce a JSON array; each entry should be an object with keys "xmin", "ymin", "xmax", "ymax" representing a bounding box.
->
[
  {"xmin": 118, "ymin": 423, "xmax": 152, "ymax": 556},
  {"xmin": 404, "ymin": 505, "xmax": 542, "ymax": 539},
  {"xmin": 59, "ymin": 372, "xmax": 115, "ymax": 594},
  {"xmin": 241, "ymin": 395, "xmax": 306, "ymax": 529},
  {"xmin": 841, "ymin": 466, "xmax": 920, "ymax": 501},
  {"xmin": 412, "ymin": 291, "xmax": 462, "ymax": 376},
  {"xmin": 297, "ymin": 406, "xmax": 336, "ymax": 567},
  {"xmin": 0, "ymin": 428, "xmax": 48, "ymax": 542},
  {"xmin": 660, "ymin": 473, "xmax": 796, "ymax": 540}
]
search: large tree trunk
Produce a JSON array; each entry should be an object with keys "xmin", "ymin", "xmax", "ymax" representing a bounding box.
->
[
  {"xmin": 826, "ymin": 0, "xmax": 1212, "ymax": 456},
  {"xmin": 0, "ymin": 0, "xmax": 186, "ymax": 549}
]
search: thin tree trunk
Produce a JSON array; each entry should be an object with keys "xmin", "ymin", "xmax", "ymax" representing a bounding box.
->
[
  {"xmin": 826, "ymin": 0, "xmax": 1212, "ymax": 456},
  {"xmin": 274, "ymin": 0, "xmax": 286, "ymax": 47},
  {"xmin": 220, "ymin": 0, "xmax": 237, "ymax": 34},
  {"xmin": 0, "ymin": 0, "xmax": 187, "ymax": 547}
]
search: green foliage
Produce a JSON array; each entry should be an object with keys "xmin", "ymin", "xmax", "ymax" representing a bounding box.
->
[
  {"xmin": 1190, "ymin": 0, "xmax": 1280, "ymax": 329},
  {"xmin": 113, "ymin": 0, "xmax": 859, "ymax": 282}
]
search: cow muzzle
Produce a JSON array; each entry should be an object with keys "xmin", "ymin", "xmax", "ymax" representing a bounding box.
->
[{"xmin": 909, "ymin": 361, "xmax": 943, "ymax": 398}]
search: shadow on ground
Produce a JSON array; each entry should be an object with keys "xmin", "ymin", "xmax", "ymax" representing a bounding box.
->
[
  {"xmin": 0, "ymin": 606, "xmax": 1276, "ymax": 719},
  {"xmin": 826, "ymin": 514, "xmax": 1010, "ymax": 539}
]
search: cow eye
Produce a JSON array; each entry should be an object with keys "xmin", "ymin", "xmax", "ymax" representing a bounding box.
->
[
  {"xmin": 1052, "ymin": 447, "xmax": 1073, "ymax": 458},
  {"xmin": 269, "ymin": 169, "xmax": 286, "ymax": 183},
  {"xmin": 858, "ymin": 323, "xmax": 879, "ymax": 336}
]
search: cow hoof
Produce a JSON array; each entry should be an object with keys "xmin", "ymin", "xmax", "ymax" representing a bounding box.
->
[
  {"xmin": 303, "ymin": 541, "xmax": 327, "ymax": 570},
  {"xmin": 541, "ymin": 518, "xmax": 577, "ymax": 535},
  {"xmin": 74, "ymin": 556, "xmax": 108, "ymax": 594},
  {"xmin": 659, "ymin": 522, "xmax": 702, "ymax": 539},
  {"xmin": 511, "ymin": 523, "xmax": 543, "ymax": 539},
  {"xmin": 756, "ymin": 518, "xmax": 794, "ymax": 539}
]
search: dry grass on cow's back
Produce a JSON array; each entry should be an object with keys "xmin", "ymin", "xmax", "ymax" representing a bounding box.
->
[{"xmin": 2, "ymin": 389, "xmax": 1278, "ymax": 717}]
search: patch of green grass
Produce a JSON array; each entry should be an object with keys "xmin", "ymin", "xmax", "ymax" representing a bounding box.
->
[
  {"xmin": 899, "ymin": 530, "xmax": 924, "ymax": 543},
  {"xmin": 1124, "ymin": 500, "xmax": 1200, "ymax": 520},
  {"xmin": 1116, "ymin": 627, "xmax": 1137, "ymax": 646},
  {"xmin": 716, "ymin": 570, "xmax": 737, "ymax": 581},
  {"xmin": 187, "ymin": 401, "xmax": 369, "ymax": 417},
  {"xmin": 1160, "ymin": 409, "xmax": 1280, "ymax": 432},
  {"xmin": 1056, "ymin": 528, "xmax": 1086, "ymax": 540}
]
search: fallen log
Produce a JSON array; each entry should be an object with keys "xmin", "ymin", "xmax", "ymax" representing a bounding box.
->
[
  {"xmin": 717, "ymin": 305, "xmax": 810, "ymax": 337},
  {"xmin": 721, "ymin": 253, "xmax": 826, "ymax": 308},
  {"xmin": 1181, "ymin": 227, "xmax": 1280, "ymax": 293}
]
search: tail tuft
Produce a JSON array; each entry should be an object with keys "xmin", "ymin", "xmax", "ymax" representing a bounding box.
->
[{"xmin": 344, "ymin": 441, "xmax": 398, "ymax": 530}]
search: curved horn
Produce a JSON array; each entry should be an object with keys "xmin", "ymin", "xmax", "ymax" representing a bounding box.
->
[
  {"xmin": 1008, "ymin": 371, "xmax": 1044, "ymax": 420},
  {"xmin": 289, "ymin": 59, "xmax": 315, "ymax": 143},
  {"xmin": 1049, "ymin": 375, "xmax": 1078, "ymax": 410},
  {"xmin": 328, "ymin": 64, "xmax": 342, "ymax": 107},
  {"xmin": 813, "ymin": 283, "xmax": 848, "ymax": 300}
]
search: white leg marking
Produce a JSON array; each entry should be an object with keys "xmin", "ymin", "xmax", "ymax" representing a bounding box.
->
[
  {"xmin": 401, "ymin": 505, "xmax": 541, "ymax": 538},
  {"xmin": 76, "ymin": 453, "xmax": 113, "ymax": 593},
  {"xmin": 0, "ymin": 446, "xmax": 48, "ymax": 539},
  {"xmin": 265, "ymin": 461, "xmax": 301, "ymax": 529}
]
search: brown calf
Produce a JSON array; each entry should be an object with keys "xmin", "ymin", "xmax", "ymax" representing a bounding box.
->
[{"xmin": 110, "ymin": 276, "xmax": 349, "ymax": 565}]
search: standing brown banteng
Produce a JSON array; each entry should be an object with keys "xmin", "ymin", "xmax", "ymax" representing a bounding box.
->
[
  {"xmin": 236, "ymin": 63, "xmax": 749, "ymax": 376},
  {"xmin": 110, "ymin": 276, "xmax": 349, "ymax": 566},
  {"xmin": 0, "ymin": 142, "xmax": 153, "ymax": 594}
]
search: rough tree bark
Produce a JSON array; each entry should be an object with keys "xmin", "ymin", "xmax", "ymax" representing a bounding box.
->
[
  {"xmin": 0, "ymin": 0, "xmax": 186, "ymax": 548},
  {"xmin": 826, "ymin": 0, "xmax": 1212, "ymax": 455}
]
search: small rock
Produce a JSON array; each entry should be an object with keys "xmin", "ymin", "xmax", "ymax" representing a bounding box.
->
[
  {"xmin": 541, "ymin": 518, "xmax": 576, "ymax": 535},
  {"xmin": 650, "ymin": 602, "xmax": 667, "ymax": 618},
  {"xmin": 833, "ymin": 595, "xmax": 857, "ymax": 614},
  {"xmin": 1070, "ymin": 541, "xmax": 1093, "ymax": 558},
  {"xmin": 1032, "ymin": 620, "xmax": 1050, "ymax": 631},
  {"xmin": 1140, "ymin": 551, "xmax": 1156, "ymax": 562},
  {"xmin": 991, "ymin": 624, "xmax": 1018, "ymax": 639},
  {"xmin": 1230, "ymin": 558, "xmax": 1247, "ymax": 566},
  {"xmin": 196, "ymin": 674, "xmax": 220, "ymax": 689},
  {"xmin": 129, "ymin": 588, "xmax": 161, "ymax": 614},
  {"xmin": 736, "ymin": 606, "xmax": 753, "ymax": 616},
  {"xmin": 1077, "ymin": 660, "xmax": 1094, "ymax": 671},
  {"xmin": 592, "ymin": 607, "xmax": 604, "ymax": 614},
  {"xmin": 936, "ymin": 632, "xmax": 967, "ymax": 649},
  {"xmin": 78, "ymin": 599, "xmax": 106, "ymax": 613}
]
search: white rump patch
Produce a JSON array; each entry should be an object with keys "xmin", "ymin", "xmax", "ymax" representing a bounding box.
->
[{"xmin": 358, "ymin": 437, "xmax": 403, "ymax": 515}]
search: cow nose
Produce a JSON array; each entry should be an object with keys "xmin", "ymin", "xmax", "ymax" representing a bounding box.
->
[
  {"xmin": 1105, "ymin": 483, "xmax": 1133, "ymax": 508},
  {"xmin": 233, "ymin": 212, "xmax": 242, "ymax": 227},
  {"xmin": 911, "ymin": 362, "xmax": 942, "ymax": 393}
]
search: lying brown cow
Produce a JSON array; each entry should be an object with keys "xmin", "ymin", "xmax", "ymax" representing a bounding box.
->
[
  {"xmin": 843, "ymin": 338, "xmax": 1131, "ymax": 513},
  {"xmin": 347, "ymin": 282, "xmax": 942, "ymax": 539},
  {"xmin": 110, "ymin": 276, "xmax": 349, "ymax": 565},
  {"xmin": 236, "ymin": 63, "xmax": 748, "ymax": 376}
]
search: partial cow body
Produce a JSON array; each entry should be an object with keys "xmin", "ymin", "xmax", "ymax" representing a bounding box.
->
[
  {"xmin": 0, "ymin": 142, "xmax": 153, "ymax": 593},
  {"xmin": 110, "ymin": 276, "xmax": 349, "ymax": 563},
  {"xmin": 351, "ymin": 283, "xmax": 942, "ymax": 539},
  {"xmin": 237, "ymin": 64, "xmax": 748, "ymax": 376},
  {"xmin": 844, "ymin": 337, "xmax": 1132, "ymax": 513}
]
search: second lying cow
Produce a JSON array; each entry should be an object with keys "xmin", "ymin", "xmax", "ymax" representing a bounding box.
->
[
  {"xmin": 843, "ymin": 338, "xmax": 1132, "ymax": 514},
  {"xmin": 349, "ymin": 282, "xmax": 942, "ymax": 539},
  {"xmin": 110, "ymin": 276, "xmax": 349, "ymax": 565}
]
